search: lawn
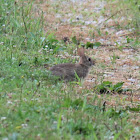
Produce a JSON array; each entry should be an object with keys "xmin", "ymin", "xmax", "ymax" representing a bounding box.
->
[{"xmin": 0, "ymin": 0, "xmax": 139, "ymax": 139}]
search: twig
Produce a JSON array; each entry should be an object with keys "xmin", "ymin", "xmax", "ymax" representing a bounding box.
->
[
  {"xmin": 104, "ymin": 11, "xmax": 121, "ymax": 23},
  {"xmin": 98, "ymin": 10, "xmax": 121, "ymax": 27},
  {"xmin": 118, "ymin": 32, "xmax": 135, "ymax": 37},
  {"xmin": 104, "ymin": 123, "xmax": 111, "ymax": 131},
  {"xmin": 102, "ymin": 101, "xmax": 106, "ymax": 112},
  {"xmin": 100, "ymin": 44, "xmax": 115, "ymax": 47},
  {"xmin": 98, "ymin": 9, "xmax": 129, "ymax": 27}
]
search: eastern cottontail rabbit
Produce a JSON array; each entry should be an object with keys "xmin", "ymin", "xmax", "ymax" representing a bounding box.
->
[{"xmin": 50, "ymin": 48, "xmax": 95, "ymax": 81}]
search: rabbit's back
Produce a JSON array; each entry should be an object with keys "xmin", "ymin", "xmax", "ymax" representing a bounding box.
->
[
  {"xmin": 50, "ymin": 63, "xmax": 76, "ymax": 81},
  {"xmin": 50, "ymin": 63, "xmax": 89, "ymax": 81}
]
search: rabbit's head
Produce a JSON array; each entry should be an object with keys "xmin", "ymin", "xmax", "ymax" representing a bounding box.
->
[{"xmin": 78, "ymin": 47, "xmax": 95, "ymax": 67}]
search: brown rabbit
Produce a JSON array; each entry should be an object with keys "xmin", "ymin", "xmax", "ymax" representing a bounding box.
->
[{"xmin": 50, "ymin": 48, "xmax": 95, "ymax": 81}]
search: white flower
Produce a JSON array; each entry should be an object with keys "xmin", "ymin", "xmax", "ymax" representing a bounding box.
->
[
  {"xmin": 1, "ymin": 117, "xmax": 7, "ymax": 120},
  {"xmin": 7, "ymin": 101, "xmax": 13, "ymax": 104},
  {"xmin": 0, "ymin": 42, "xmax": 4, "ymax": 45},
  {"xmin": 21, "ymin": 124, "xmax": 28, "ymax": 128},
  {"xmin": 23, "ymin": 98, "xmax": 27, "ymax": 101}
]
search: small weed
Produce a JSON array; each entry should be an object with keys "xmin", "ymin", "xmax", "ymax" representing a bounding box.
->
[
  {"xmin": 72, "ymin": 36, "xmax": 80, "ymax": 45},
  {"xmin": 96, "ymin": 28, "xmax": 102, "ymax": 36},
  {"xmin": 62, "ymin": 98, "xmax": 84, "ymax": 110},
  {"xmin": 82, "ymin": 41, "xmax": 101, "ymax": 49},
  {"xmin": 95, "ymin": 81, "xmax": 131, "ymax": 94},
  {"xmin": 110, "ymin": 53, "xmax": 120, "ymax": 64},
  {"xmin": 70, "ymin": 120, "xmax": 92, "ymax": 135},
  {"xmin": 126, "ymin": 106, "xmax": 140, "ymax": 112}
]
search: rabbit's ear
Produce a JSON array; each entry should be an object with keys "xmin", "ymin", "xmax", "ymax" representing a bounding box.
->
[{"xmin": 77, "ymin": 47, "xmax": 85, "ymax": 56}]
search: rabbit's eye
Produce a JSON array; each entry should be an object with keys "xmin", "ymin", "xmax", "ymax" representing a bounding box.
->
[{"xmin": 88, "ymin": 58, "xmax": 91, "ymax": 61}]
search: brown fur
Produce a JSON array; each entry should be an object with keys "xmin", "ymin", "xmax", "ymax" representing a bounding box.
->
[{"xmin": 50, "ymin": 48, "xmax": 95, "ymax": 81}]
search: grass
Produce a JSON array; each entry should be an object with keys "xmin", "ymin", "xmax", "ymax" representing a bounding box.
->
[{"xmin": 0, "ymin": 0, "xmax": 140, "ymax": 140}]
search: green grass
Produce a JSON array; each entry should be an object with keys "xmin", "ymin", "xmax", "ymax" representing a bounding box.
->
[
  {"xmin": 0, "ymin": 0, "xmax": 139, "ymax": 140},
  {"xmin": 106, "ymin": 0, "xmax": 140, "ymax": 31}
]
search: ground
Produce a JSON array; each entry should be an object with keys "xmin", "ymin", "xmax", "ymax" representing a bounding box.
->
[{"xmin": 0, "ymin": 0, "xmax": 140, "ymax": 139}]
